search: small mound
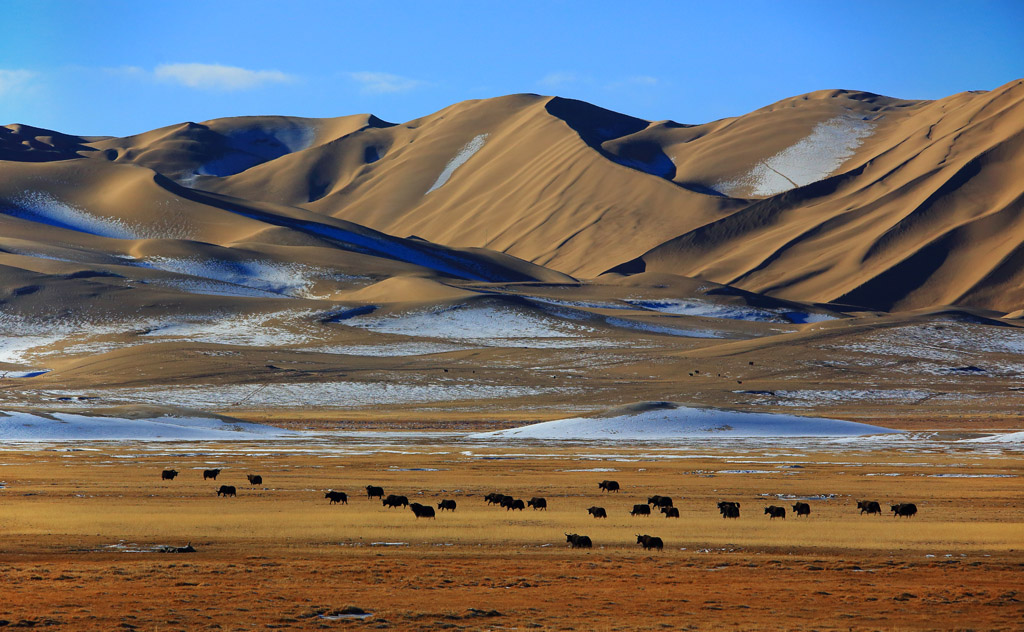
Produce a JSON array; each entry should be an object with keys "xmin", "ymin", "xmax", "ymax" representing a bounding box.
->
[
  {"xmin": 470, "ymin": 402, "xmax": 897, "ymax": 440},
  {"xmin": 0, "ymin": 410, "xmax": 295, "ymax": 441},
  {"xmin": 337, "ymin": 276, "xmax": 478, "ymax": 304}
]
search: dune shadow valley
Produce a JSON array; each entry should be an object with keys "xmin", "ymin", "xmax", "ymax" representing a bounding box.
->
[{"xmin": 2, "ymin": 80, "xmax": 1024, "ymax": 630}]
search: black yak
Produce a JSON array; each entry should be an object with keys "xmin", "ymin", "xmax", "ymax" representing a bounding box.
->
[{"xmin": 325, "ymin": 491, "xmax": 348, "ymax": 504}]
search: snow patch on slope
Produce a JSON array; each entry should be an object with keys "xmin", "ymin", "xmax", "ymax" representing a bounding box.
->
[
  {"xmin": 140, "ymin": 257, "xmax": 358, "ymax": 298},
  {"xmin": 343, "ymin": 304, "xmax": 590, "ymax": 343},
  {"xmin": 426, "ymin": 134, "xmax": 488, "ymax": 193},
  {"xmin": 717, "ymin": 115, "xmax": 873, "ymax": 197},
  {"xmin": 3, "ymin": 193, "xmax": 140, "ymax": 239},
  {"xmin": 470, "ymin": 403, "xmax": 897, "ymax": 440}
]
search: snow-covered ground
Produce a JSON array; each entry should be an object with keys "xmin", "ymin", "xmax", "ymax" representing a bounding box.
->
[
  {"xmin": 0, "ymin": 410, "xmax": 294, "ymax": 441},
  {"xmin": 604, "ymin": 316, "xmax": 725, "ymax": 339},
  {"xmin": 960, "ymin": 431, "xmax": 1024, "ymax": 444},
  {"xmin": 342, "ymin": 304, "xmax": 608, "ymax": 347},
  {"xmin": 831, "ymin": 321, "xmax": 1024, "ymax": 361},
  {"xmin": 426, "ymin": 134, "xmax": 488, "ymax": 193},
  {"xmin": 470, "ymin": 403, "xmax": 897, "ymax": 440},
  {"xmin": 747, "ymin": 389, "xmax": 936, "ymax": 406},
  {"xmin": 3, "ymin": 192, "xmax": 139, "ymax": 239},
  {"xmin": 141, "ymin": 310, "xmax": 316, "ymax": 347},
  {"xmin": 2, "ymin": 192, "xmax": 190, "ymax": 240},
  {"xmin": 139, "ymin": 257, "xmax": 360, "ymax": 299},
  {"xmin": 88, "ymin": 381, "xmax": 579, "ymax": 409},
  {"xmin": 316, "ymin": 342, "xmax": 472, "ymax": 357},
  {"xmin": 625, "ymin": 299, "xmax": 784, "ymax": 322},
  {"xmin": 717, "ymin": 114, "xmax": 873, "ymax": 197}
]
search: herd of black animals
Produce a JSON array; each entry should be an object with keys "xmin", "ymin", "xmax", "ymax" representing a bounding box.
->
[{"xmin": 161, "ymin": 472, "xmax": 920, "ymax": 549}]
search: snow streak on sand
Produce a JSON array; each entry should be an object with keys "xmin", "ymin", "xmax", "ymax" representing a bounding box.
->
[
  {"xmin": 717, "ymin": 115, "xmax": 873, "ymax": 197},
  {"xmin": 2, "ymin": 192, "xmax": 190, "ymax": 240},
  {"xmin": 471, "ymin": 404, "xmax": 897, "ymax": 440},
  {"xmin": 426, "ymin": 134, "xmax": 488, "ymax": 193},
  {"xmin": 0, "ymin": 411, "xmax": 294, "ymax": 441},
  {"xmin": 3, "ymin": 192, "xmax": 138, "ymax": 239}
]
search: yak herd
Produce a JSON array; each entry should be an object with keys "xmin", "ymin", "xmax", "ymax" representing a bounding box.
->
[{"xmin": 161, "ymin": 471, "xmax": 919, "ymax": 550}]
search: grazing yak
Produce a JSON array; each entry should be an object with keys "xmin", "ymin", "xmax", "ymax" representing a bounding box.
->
[
  {"xmin": 484, "ymin": 492, "xmax": 505, "ymax": 505},
  {"xmin": 527, "ymin": 497, "xmax": 547, "ymax": 510},
  {"xmin": 598, "ymin": 480, "xmax": 620, "ymax": 492},
  {"xmin": 246, "ymin": 474, "xmax": 263, "ymax": 486},
  {"xmin": 647, "ymin": 495, "xmax": 673, "ymax": 508},
  {"xmin": 858, "ymin": 500, "xmax": 882, "ymax": 515},
  {"xmin": 565, "ymin": 533, "xmax": 592, "ymax": 549},
  {"xmin": 630, "ymin": 504, "xmax": 651, "ymax": 517},
  {"xmin": 662, "ymin": 506, "xmax": 680, "ymax": 518},
  {"xmin": 216, "ymin": 485, "xmax": 236, "ymax": 497},
  {"xmin": 409, "ymin": 503, "xmax": 436, "ymax": 519},
  {"xmin": 891, "ymin": 503, "xmax": 918, "ymax": 518},
  {"xmin": 437, "ymin": 499, "xmax": 457, "ymax": 512},
  {"xmin": 764, "ymin": 505, "xmax": 786, "ymax": 519},
  {"xmin": 325, "ymin": 491, "xmax": 348, "ymax": 505},
  {"xmin": 792, "ymin": 502, "xmax": 811, "ymax": 517},
  {"xmin": 382, "ymin": 494, "xmax": 409, "ymax": 508},
  {"xmin": 161, "ymin": 469, "xmax": 178, "ymax": 481},
  {"xmin": 587, "ymin": 506, "xmax": 607, "ymax": 519},
  {"xmin": 366, "ymin": 485, "xmax": 385, "ymax": 499},
  {"xmin": 203, "ymin": 469, "xmax": 221, "ymax": 480},
  {"xmin": 636, "ymin": 534, "xmax": 664, "ymax": 551},
  {"xmin": 718, "ymin": 501, "xmax": 740, "ymax": 519},
  {"xmin": 506, "ymin": 499, "xmax": 526, "ymax": 511}
]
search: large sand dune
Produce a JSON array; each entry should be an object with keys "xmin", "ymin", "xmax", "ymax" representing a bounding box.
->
[
  {"xmin": 7, "ymin": 82, "xmax": 1022, "ymax": 311},
  {"xmin": 2, "ymin": 84, "xmax": 1023, "ymax": 428}
]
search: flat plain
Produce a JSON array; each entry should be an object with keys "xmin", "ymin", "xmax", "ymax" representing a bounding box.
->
[{"xmin": 1, "ymin": 434, "xmax": 1021, "ymax": 630}]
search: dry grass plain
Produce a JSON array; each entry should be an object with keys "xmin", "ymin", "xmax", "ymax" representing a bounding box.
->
[{"xmin": 0, "ymin": 436, "xmax": 1022, "ymax": 630}]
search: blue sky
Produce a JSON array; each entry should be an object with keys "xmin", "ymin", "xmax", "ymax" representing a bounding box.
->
[{"xmin": 2, "ymin": 0, "xmax": 1022, "ymax": 136}]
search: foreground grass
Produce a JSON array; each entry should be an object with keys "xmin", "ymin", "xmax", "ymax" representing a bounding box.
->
[{"xmin": 1, "ymin": 439, "xmax": 1022, "ymax": 630}]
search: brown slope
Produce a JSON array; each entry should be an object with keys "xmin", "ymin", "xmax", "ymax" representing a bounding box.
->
[
  {"xmin": 613, "ymin": 79, "xmax": 1024, "ymax": 313},
  {"xmin": 86, "ymin": 114, "xmax": 388, "ymax": 183},
  {"xmin": 0, "ymin": 152, "xmax": 573, "ymax": 290},
  {"xmin": 203, "ymin": 94, "xmax": 745, "ymax": 278}
]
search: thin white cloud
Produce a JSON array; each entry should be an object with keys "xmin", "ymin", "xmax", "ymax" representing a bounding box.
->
[
  {"xmin": 605, "ymin": 75, "xmax": 660, "ymax": 91},
  {"xmin": 627, "ymin": 75, "xmax": 659, "ymax": 86},
  {"xmin": 538, "ymin": 72, "xmax": 584, "ymax": 89},
  {"xmin": 154, "ymin": 63, "xmax": 295, "ymax": 91},
  {"xmin": 102, "ymin": 65, "xmax": 147, "ymax": 78},
  {"xmin": 348, "ymin": 71, "xmax": 427, "ymax": 95},
  {"xmin": 0, "ymin": 69, "xmax": 38, "ymax": 97}
]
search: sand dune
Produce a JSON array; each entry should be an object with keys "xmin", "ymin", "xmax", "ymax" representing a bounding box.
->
[
  {"xmin": 6, "ymin": 83, "xmax": 1022, "ymax": 311},
  {"xmin": 2, "ymin": 83, "xmax": 1023, "ymax": 427}
]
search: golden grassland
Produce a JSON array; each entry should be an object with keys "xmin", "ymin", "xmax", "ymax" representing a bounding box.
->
[{"xmin": 0, "ymin": 439, "xmax": 1022, "ymax": 630}]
